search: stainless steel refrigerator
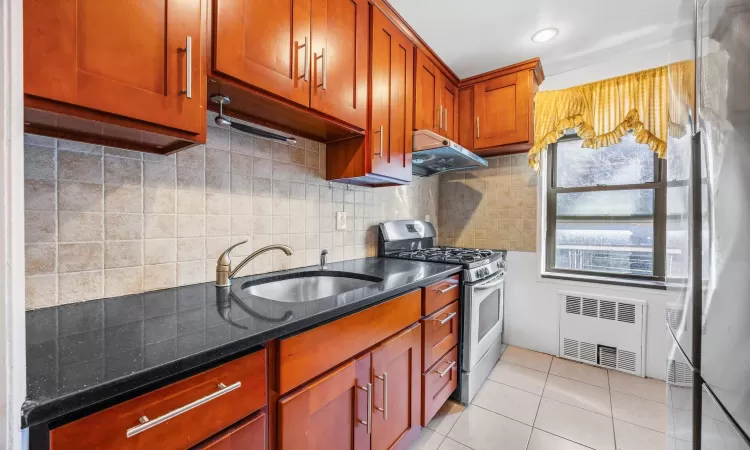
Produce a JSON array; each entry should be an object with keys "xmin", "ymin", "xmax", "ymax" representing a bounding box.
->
[{"xmin": 666, "ymin": 0, "xmax": 750, "ymax": 449}]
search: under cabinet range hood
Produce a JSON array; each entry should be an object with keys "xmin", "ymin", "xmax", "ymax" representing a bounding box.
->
[{"xmin": 412, "ymin": 130, "xmax": 488, "ymax": 177}]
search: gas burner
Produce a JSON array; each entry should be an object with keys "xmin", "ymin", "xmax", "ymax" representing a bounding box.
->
[{"xmin": 395, "ymin": 247, "xmax": 496, "ymax": 264}]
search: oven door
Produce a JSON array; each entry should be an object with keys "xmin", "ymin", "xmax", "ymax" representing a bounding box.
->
[{"xmin": 462, "ymin": 272, "xmax": 505, "ymax": 371}]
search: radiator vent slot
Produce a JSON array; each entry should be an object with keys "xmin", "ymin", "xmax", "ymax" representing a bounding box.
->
[
  {"xmin": 580, "ymin": 342, "xmax": 597, "ymax": 363},
  {"xmin": 559, "ymin": 291, "xmax": 645, "ymax": 376},
  {"xmin": 618, "ymin": 350, "xmax": 637, "ymax": 373},
  {"xmin": 599, "ymin": 345, "xmax": 617, "ymax": 368},
  {"xmin": 582, "ymin": 298, "xmax": 598, "ymax": 317},
  {"xmin": 566, "ymin": 296, "xmax": 581, "ymax": 314},
  {"xmin": 563, "ymin": 338, "xmax": 578, "ymax": 358},
  {"xmin": 667, "ymin": 359, "xmax": 694, "ymax": 386},
  {"xmin": 600, "ymin": 300, "xmax": 616, "ymax": 320},
  {"xmin": 618, "ymin": 303, "xmax": 636, "ymax": 323}
]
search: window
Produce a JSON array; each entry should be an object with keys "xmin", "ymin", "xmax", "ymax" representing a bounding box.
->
[{"xmin": 544, "ymin": 132, "xmax": 667, "ymax": 282}]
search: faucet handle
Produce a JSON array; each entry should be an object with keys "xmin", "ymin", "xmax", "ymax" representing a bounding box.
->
[
  {"xmin": 320, "ymin": 249, "xmax": 328, "ymax": 270},
  {"xmin": 217, "ymin": 240, "xmax": 248, "ymax": 269}
]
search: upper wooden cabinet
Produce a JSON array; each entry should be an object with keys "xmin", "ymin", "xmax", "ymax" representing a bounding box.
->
[
  {"xmin": 210, "ymin": 0, "xmax": 368, "ymax": 141},
  {"xmin": 310, "ymin": 0, "xmax": 369, "ymax": 128},
  {"xmin": 325, "ymin": 4, "xmax": 414, "ymax": 185},
  {"xmin": 213, "ymin": 0, "xmax": 311, "ymax": 106},
  {"xmin": 24, "ymin": 0, "xmax": 206, "ymax": 154},
  {"xmin": 458, "ymin": 58, "xmax": 544, "ymax": 156},
  {"xmin": 414, "ymin": 49, "xmax": 457, "ymax": 140}
]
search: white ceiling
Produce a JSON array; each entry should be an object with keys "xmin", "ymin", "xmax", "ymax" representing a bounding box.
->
[{"xmin": 388, "ymin": 0, "xmax": 690, "ymax": 79}]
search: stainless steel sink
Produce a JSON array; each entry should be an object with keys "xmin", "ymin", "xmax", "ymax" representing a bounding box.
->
[{"xmin": 242, "ymin": 271, "xmax": 382, "ymax": 303}]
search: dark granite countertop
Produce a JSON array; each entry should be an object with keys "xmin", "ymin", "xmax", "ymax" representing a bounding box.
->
[{"xmin": 23, "ymin": 257, "xmax": 462, "ymax": 428}]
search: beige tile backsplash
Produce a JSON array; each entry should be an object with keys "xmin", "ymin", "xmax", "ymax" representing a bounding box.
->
[
  {"xmin": 438, "ymin": 154, "xmax": 538, "ymax": 252},
  {"xmin": 23, "ymin": 113, "xmax": 438, "ymax": 309}
]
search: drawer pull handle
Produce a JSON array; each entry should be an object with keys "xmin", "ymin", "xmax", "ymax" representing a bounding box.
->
[
  {"xmin": 433, "ymin": 311, "xmax": 457, "ymax": 325},
  {"xmin": 357, "ymin": 382, "xmax": 372, "ymax": 435},
  {"xmin": 436, "ymin": 284, "xmax": 458, "ymax": 294},
  {"xmin": 434, "ymin": 361, "xmax": 457, "ymax": 378},
  {"xmin": 126, "ymin": 381, "xmax": 242, "ymax": 438},
  {"xmin": 375, "ymin": 372, "xmax": 388, "ymax": 419}
]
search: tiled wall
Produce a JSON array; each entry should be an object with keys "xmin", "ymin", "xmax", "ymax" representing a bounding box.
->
[
  {"xmin": 438, "ymin": 154, "xmax": 538, "ymax": 252},
  {"xmin": 24, "ymin": 113, "xmax": 438, "ymax": 310}
]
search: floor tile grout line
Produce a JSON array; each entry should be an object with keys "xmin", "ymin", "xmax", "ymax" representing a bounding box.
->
[
  {"xmin": 524, "ymin": 370, "xmax": 549, "ymax": 450},
  {"xmin": 531, "ymin": 428, "xmax": 599, "ymax": 450},
  {"xmin": 609, "ymin": 377, "xmax": 618, "ymax": 450},
  {"xmin": 469, "ymin": 401, "xmax": 538, "ymax": 428}
]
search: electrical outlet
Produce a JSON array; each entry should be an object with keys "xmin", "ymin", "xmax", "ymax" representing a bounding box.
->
[{"xmin": 336, "ymin": 211, "xmax": 347, "ymax": 230}]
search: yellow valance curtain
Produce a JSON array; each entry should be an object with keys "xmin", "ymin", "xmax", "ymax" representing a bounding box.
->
[{"xmin": 528, "ymin": 62, "xmax": 694, "ymax": 171}]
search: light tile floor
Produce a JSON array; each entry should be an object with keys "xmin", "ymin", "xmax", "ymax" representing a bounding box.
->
[{"xmin": 410, "ymin": 346, "xmax": 667, "ymax": 450}]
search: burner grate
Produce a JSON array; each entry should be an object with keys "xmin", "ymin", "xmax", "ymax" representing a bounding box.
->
[{"xmin": 394, "ymin": 247, "xmax": 495, "ymax": 263}]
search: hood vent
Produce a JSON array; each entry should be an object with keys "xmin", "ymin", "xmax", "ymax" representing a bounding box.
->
[{"xmin": 412, "ymin": 130, "xmax": 488, "ymax": 177}]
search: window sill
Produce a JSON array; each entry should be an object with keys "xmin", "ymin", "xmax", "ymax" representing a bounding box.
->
[{"xmin": 540, "ymin": 272, "xmax": 667, "ymax": 290}]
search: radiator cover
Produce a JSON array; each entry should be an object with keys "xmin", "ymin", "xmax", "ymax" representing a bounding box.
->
[{"xmin": 558, "ymin": 291, "xmax": 647, "ymax": 376}]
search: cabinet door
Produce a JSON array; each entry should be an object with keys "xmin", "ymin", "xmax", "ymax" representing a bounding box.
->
[
  {"xmin": 214, "ymin": 0, "xmax": 310, "ymax": 106},
  {"xmin": 440, "ymin": 78, "xmax": 458, "ymax": 141},
  {"xmin": 195, "ymin": 412, "xmax": 266, "ymax": 450},
  {"xmin": 414, "ymin": 50, "xmax": 438, "ymax": 132},
  {"xmin": 371, "ymin": 323, "xmax": 421, "ymax": 450},
  {"xmin": 370, "ymin": 6, "xmax": 413, "ymax": 183},
  {"xmin": 473, "ymin": 71, "xmax": 531, "ymax": 149},
  {"xmin": 279, "ymin": 355, "xmax": 371, "ymax": 450},
  {"xmin": 310, "ymin": 0, "xmax": 368, "ymax": 129},
  {"xmin": 24, "ymin": 0, "xmax": 203, "ymax": 134}
]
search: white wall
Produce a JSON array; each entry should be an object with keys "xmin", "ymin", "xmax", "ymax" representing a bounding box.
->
[
  {"xmin": 501, "ymin": 40, "xmax": 696, "ymax": 381},
  {"xmin": 541, "ymin": 40, "xmax": 694, "ymax": 91},
  {"xmin": 504, "ymin": 251, "xmax": 675, "ymax": 380}
]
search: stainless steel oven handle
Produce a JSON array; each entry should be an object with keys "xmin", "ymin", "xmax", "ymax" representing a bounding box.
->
[{"xmin": 474, "ymin": 274, "xmax": 504, "ymax": 290}]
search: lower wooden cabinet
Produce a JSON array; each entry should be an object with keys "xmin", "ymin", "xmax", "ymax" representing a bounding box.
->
[
  {"xmin": 278, "ymin": 323, "xmax": 421, "ymax": 450},
  {"xmin": 371, "ymin": 323, "xmax": 421, "ymax": 450},
  {"xmin": 279, "ymin": 354, "xmax": 371, "ymax": 450},
  {"xmin": 49, "ymin": 349, "xmax": 267, "ymax": 450},
  {"xmin": 195, "ymin": 412, "xmax": 267, "ymax": 450},
  {"xmin": 422, "ymin": 346, "xmax": 458, "ymax": 426}
]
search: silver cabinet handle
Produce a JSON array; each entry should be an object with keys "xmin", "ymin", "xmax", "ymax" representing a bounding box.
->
[
  {"xmin": 437, "ymin": 284, "xmax": 458, "ymax": 294},
  {"xmin": 357, "ymin": 382, "xmax": 372, "ymax": 435},
  {"xmin": 444, "ymin": 108, "xmax": 448, "ymax": 132},
  {"xmin": 375, "ymin": 372, "xmax": 388, "ymax": 419},
  {"xmin": 179, "ymin": 36, "xmax": 192, "ymax": 99},
  {"xmin": 374, "ymin": 125, "xmax": 383, "ymax": 158},
  {"xmin": 299, "ymin": 36, "xmax": 309, "ymax": 82},
  {"xmin": 476, "ymin": 116, "xmax": 480, "ymax": 138},
  {"xmin": 434, "ymin": 361, "xmax": 456, "ymax": 378},
  {"xmin": 317, "ymin": 48, "xmax": 327, "ymax": 90},
  {"xmin": 126, "ymin": 381, "xmax": 241, "ymax": 438},
  {"xmin": 439, "ymin": 104, "xmax": 443, "ymax": 129},
  {"xmin": 433, "ymin": 311, "xmax": 457, "ymax": 325}
]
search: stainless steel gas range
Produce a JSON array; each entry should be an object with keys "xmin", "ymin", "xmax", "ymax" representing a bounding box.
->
[{"xmin": 378, "ymin": 220, "xmax": 506, "ymax": 403}]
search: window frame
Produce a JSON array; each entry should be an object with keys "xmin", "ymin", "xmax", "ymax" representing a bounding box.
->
[{"xmin": 544, "ymin": 134, "xmax": 668, "ymax": 282}]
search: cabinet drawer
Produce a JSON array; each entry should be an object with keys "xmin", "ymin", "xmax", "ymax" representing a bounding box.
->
[
  {"xmin": 422, "ymin": 275, "xmax": 460, "ymax": 316},
  {"xmin": 50, "ymin": 349, "xmax": 267, "ymax": 450},
  {"xmin": 422, "ymin": 301, "xmax": 460, "ymax": 369},
  {"xmin": 422, "ymin": 346, "xmax": 458, "ymax": 426},
  {"xmin": 279, "ymin": 290, "xmax": 422, "ymax": 395},
  {"xmin": 194, "ymin": 411, "xmax": 266, "ymax": 449}
]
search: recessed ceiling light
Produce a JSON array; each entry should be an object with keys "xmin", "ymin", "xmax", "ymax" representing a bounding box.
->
[{"xmin": 531, "ymin": 28, "xmax": 558, "ymax": 43}]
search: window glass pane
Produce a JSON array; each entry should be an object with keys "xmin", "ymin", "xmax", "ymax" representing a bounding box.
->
[
  {"xmin": 557, "ymin": 189, "xmax": 654, "ymax": 216},
  {"xmin": 554, "ymin": 222, "xmax": 654, "ymax": 276},
  {"xmin": 555, "ymin": 133, "xmax": 656, "ymax": 188}
]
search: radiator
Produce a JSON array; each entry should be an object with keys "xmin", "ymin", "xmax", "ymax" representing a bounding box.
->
[{"xmin": 558, "ymin": 291, "xmax": 647, "ymax": 376}]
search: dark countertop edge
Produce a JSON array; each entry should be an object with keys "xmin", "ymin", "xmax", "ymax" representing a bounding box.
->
[{"xmin": 21, "ymin": 264, "xmax": 462, "ymax": 428}]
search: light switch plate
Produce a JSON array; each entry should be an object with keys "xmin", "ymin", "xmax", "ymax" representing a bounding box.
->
[
  {"xmin": 336, "ymin": 211, "xmax": 347, "ymax": 230},
  {"xmin": 425, "ymin": 214, "xmax": 431, "ymax": 222}
]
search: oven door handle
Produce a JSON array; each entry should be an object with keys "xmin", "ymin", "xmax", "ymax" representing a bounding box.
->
[{"xmin": 474, "ymin": 275, "xmax": 504, "ymax": 290}]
